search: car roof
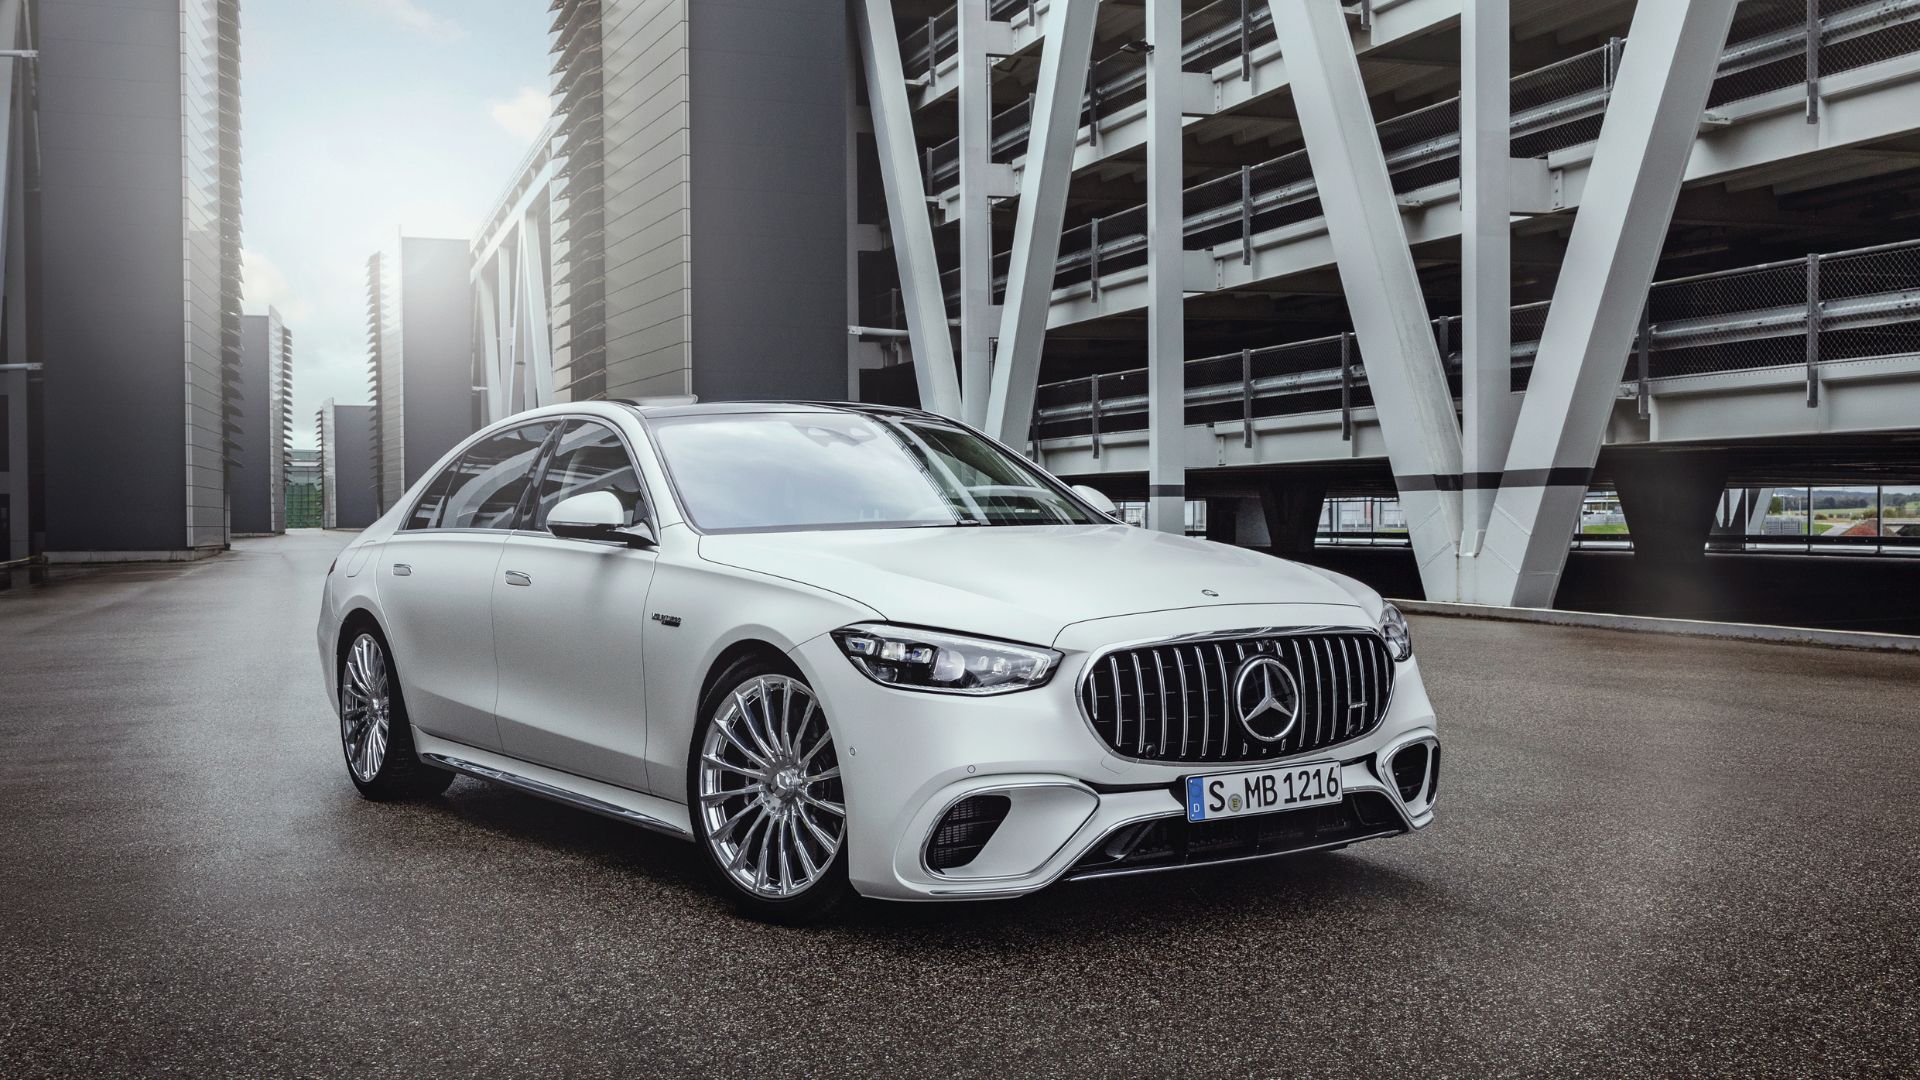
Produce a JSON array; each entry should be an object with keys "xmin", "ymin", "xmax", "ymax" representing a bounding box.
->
[{"xmin": 612, "ymin": 399, "xmax": 946, "ymax": 423}]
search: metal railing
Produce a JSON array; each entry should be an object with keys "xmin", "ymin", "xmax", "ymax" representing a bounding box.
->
[
  {"xmin": 939, "ymin": 0, "xmax": 1920, "ymax": 306},
  {"xmin": 1031, "ymin": 238, "xmax": 1920, "ymax": 443}
]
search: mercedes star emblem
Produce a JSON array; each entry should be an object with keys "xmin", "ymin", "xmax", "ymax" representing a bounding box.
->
[{"xmin": 1232, "ymin": 655, "xmax": 1301, "ymax": 743}]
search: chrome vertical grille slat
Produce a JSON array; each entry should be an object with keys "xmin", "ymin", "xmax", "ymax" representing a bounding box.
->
[{"xmin": 1078, "ymin": 630, "xmax": 1396, "ymax": 764}]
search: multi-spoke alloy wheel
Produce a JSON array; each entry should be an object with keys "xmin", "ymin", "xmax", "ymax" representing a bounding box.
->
[
  {"xmin": 340, "ymin": 633, "xmax": 392, "ymax": 783},
  {"xmin": 336, "ymin": 627, "xmax": 453, "ymax": 801},
  {"xmin": 695, "ymin": 672, "xmax": 847, "ymax": 913}
]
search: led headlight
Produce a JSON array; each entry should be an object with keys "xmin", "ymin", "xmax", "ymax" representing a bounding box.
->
[
  {"xmin": 1379, "ymin": 602, "xmax": 1413, "ymax": 662},
  {"xmin": 832, "ymin": 624, "xmax": 1060, "ymax": 696}
]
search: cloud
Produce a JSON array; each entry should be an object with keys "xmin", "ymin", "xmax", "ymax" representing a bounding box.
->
[
  {"xmin": 489, "ymin": 86, "xmax": 552, "ymax": 142},
  {"xmin": 358, "ymin": 0, "xmax": 463, "ymax": 39}
]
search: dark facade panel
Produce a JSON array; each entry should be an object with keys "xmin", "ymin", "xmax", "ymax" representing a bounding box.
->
[
  {"xmin": 687, "ymin": 0, "xmax": 849, "ymax": 403},
  {"xmin": 38, "ymin": 0, "xmax": 189, "ymax": 553},
  {"xmin": 331, "ymin": 405, "xmax": 379, "ymax": 530},
  {"xmin": 233, "ymin": 315, "xmax": 273, "ymax": 534},
  {"xmin": 399, "ymin": 238, "xmax": 477, "ymax": 487}
]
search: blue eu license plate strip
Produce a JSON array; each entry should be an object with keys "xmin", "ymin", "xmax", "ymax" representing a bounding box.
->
[{"xmin": 1186, "ymin": 761, "xmax": 1342, "ymax": 822}]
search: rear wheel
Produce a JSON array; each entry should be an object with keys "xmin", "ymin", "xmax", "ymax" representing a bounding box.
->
[
  {"xmin": 689, "ymin": 660, "xmax": 849, "ymax": 923},
  {"xmin": 338, "ymin": 630, "xmax": 454, "ymax": 800}
]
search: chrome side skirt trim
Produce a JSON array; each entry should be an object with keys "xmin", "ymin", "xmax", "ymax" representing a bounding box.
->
[{"xmin": 421, "ymin": 752, "xmax": 694, "ymax": 839}]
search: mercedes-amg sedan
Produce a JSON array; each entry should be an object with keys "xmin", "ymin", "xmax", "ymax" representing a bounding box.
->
[{"xmin": 318, "ymin": 401, "xmax": 1441, "ymax": 921}]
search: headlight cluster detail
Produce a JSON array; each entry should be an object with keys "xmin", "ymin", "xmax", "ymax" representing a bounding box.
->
[
  {"xmin": 1379, "ymin": 602, "xmax": 1413, "ymax": 662},
  {"xmin": 833, "ymin": 624, "xmax": 1060, "ymax": 696}
]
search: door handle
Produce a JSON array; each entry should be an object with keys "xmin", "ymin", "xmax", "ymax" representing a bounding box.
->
[
  {"xmin": 504, "ymin": 570, "xmax": 533, "ymax": 587},
  {"xmin": 391, "ymin": 563, "xmax": 412, "ymax": 577}
]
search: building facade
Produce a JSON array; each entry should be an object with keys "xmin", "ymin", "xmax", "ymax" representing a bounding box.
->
[
  {"xmin": 234, "ymin": 308, "xmax": 292, "ymax": 535},
  {"xmin": 316, "ymin": 400, "xmax": 377, "ymax": 531},
  {"xmin": 368, "ymin": 237, "xmax": 478, "ymax": 513},
  {"xmin": 286, "ymin": 448, "xmax": 322, "ymax": 530},
  {"xmin": 31, "ymin": 0, "xmax": 243, "ymax": 560}
]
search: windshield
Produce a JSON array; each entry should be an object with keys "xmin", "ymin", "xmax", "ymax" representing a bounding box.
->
[{"xmin": 648, "ymin": 411, "xmax": 1103, "ymax": 532}]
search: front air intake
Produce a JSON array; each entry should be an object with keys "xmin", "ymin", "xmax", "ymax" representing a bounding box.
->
[
  {"xmin": 925, "ymin": 794, "xmax": 1013, "ymax": 872},
  {"xmin": 1390, "ymin": 744, "xmax": 1431, "ymax": 803}
]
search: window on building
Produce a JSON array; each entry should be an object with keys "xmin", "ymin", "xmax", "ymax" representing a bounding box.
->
[
  {"xmin": 1315, "ymin": 497, "xmax": 1409, "ymax": 546},
  {"xmin": 1111, "ymin": 500, "xmax": 1208, "ymax": 537}
]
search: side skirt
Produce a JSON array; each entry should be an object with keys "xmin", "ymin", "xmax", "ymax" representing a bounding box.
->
[{"xmin": 413, "ymin": 731, "xmax": 694, "ymax": 840}]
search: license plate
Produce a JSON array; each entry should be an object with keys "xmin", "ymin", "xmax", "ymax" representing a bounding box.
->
[{"xmin": 1185, "ymin": 761, "xmax": 1342, "ymax": 822}]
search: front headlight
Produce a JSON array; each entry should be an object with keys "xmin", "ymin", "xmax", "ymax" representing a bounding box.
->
[
  {"xmin": 1379, "ymin": 602, "xmax": 1413, "ymax": 662},
  {"xmin": 832, "ymin": 623, "xmax": 1061, "ymax": 696}
]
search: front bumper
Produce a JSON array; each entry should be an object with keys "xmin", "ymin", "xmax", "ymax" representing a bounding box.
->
[{"xmin": 789, "ymin": 622, "xmax": 1441, "ymax": 902}]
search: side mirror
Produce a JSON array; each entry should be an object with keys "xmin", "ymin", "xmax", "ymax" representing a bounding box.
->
[
  {"xmin": 1072, "ymin": 484, "xmax": 1119, "ymax": 517},
  {"xmin": 548, "ymin": 491, "xmax": 655, "ymax": 548}
]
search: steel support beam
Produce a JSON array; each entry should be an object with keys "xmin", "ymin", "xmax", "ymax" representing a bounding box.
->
[
  {"xmin": 1, "ymin": 0, "xmax": 27, "ymax": 572},
  {"xmin": 957, "ymin": 3, "xmax": 999, "ymax": 426},
  {"xmin": 1267, "ymin": 0, "xmax": 1461, "ymax": 593},
  {"xmin": 1480, "ymin": 0, "xmax": 1741, "ymax": 608},
  {"xmin": 1458, "ymin": 0, "xmax": 1514, "ymax": 561},
  {"xmin": 984, "ymin": 0, "xmax": 1100, "ymax": 445},
  {"xmin": 1146, "ymin": 0, "xmax": 1186, "ymax": 533},
  {"xmin": 853, "ymin": 0, "xmax": 964, "ymax": 418}
]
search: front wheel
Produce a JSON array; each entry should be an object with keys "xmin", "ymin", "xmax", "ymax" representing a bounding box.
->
[
  {"xmin": 689, "ymin": 661, "xmax": 850, "ymax": 923},
  {"xmin": 338, "ymin": 629, "xmax": 454, "ymax": 801}
]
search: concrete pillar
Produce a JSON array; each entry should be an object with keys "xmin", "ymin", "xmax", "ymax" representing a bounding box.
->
[
  {"xmin": 851, "ymin": 0, "xmax": 964, "ymax": 418},
  {"xmin": 1144, "ymin": 0, "xmax": 1186, "ymax": 534},
  {"xmin": 957, "ymin": 2, "xmax": 997, "ymax": 426},
  {"xmin": 1459, "ymin": 0, "xmax": 1516, "ymax": 556},
  {"xmin": 1266, "ymin": 0, "xmax": 1462, "ymax": 594},
  {"xmin": 1260, "ymin": 480, "xmax": 1328, "ymax": 558},
  {"xmin": 1478, "ymin": 0, "xmax": 1740, "ymax": 607},
  {"xmin": 984, "ymin": 0, "xmax": 1101, "ymax": 445},
  {"xmin": 1613, "ymin": 453, "xmax": 1729, "ymax": 566}
]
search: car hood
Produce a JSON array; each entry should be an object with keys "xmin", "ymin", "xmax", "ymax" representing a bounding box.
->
[{"xmin": 698, "ymin": 524, "xmax": 1367, "ymax": 646}]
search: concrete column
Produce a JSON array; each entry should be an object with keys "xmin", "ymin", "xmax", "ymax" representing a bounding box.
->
[
  {"xmin": 1459, "ymin": 0, "xmax": 1515, "ymax": 556},
  {"xmin": 851, "ymin": 0, "xmax": 964, "ymax": 418},
  {"xmin": 1267, "ymin": 0, "xmax": 1462, "ymax": 595},
  {"xmin": 1480, "ymin": 0, "xmax": 1740, "ymax": 608},
  {"xmin": 1145, "ymin": 0, "xmax": 1186, "ymax": 534},
  {"xmin": 1260, "ymin": 480, "xmax": 1328, "ymax": 558},
  {"xmin": 984, "ymin": 0, "xmax": 1100, "ymax": 445},
  {"xmin": 1612, "ymin": 452, "xmax": 1729, "ymax": 565},
  {"xmin": 957, "ymin": 1, "xmax": 996, "ymax": 426}
]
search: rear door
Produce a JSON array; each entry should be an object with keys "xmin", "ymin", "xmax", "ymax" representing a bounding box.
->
[
  {"xmin": 378, "ymin": 421, "xmax": 557, "ymax": 751},
  {"xmin": 492, "ymin": 418, "xmax": 658, "ymax": 790}
]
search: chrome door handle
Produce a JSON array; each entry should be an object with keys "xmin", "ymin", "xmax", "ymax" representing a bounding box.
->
[
  {"xmin": 504, "ymin": 570, "xmax": 533, "ymax": 587},
  {"xmin": 391, "ymin": 563, "xmax": 412, "ymax": 577}
]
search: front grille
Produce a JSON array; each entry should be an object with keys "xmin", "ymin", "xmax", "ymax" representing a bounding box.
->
[
  {"xmin": 1078, "ymin": 631, "xmax": 1395, "ymax": 763},
  {"xmin": 1066, "ymin": 793, "xmax": 1405, "ymax": 879},
  {"xmin": 925, "ymin": 794, "xmax": 1012, "ymax": 872}
]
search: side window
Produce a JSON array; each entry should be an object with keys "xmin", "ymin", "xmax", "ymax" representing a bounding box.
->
[
  {"xmin": 416, "ymin": 422, "xmax": 556, "ymax": 531},
  {"xmin": 533, "ymin": 421, "xmax": 647, "ymax": 530}
]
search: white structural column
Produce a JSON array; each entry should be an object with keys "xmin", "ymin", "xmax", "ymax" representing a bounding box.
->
[
  {"xmin": 983, "ymin": 0, "xmax": 1100, "ymax": 445},
  {"xmin": 1458, "ymin": 0, "xmax": 1513, "ymax": 563},
  {"xmin": 1267, "ymin": 0, "xmax": 1462, "ymax": 592},
  {"xmin": 957, "ymin": 2, "xmax": 996, "ymax": 427},
  {"xmin": 1145, "ymin": 0, "xmax": 1186, "ymax": 533},
  {"xmin": 853, "ymin": 0, "xmax": 964, "ymax": 418},
  {"xmin": 1480, "ymin": 0, "xmax": 1740, "ymax": 608}
]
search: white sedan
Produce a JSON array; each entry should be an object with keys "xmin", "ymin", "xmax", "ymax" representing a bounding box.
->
[{"xmin": 318, "ymin": 401, "xmax": 1440, "ymax": 921}]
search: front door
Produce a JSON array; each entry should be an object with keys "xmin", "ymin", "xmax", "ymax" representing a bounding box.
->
[
  {"xmin": 377, "ymin": 420, "xmax": 557, "ymax": 751},
  {"xmin": 493, "ymin": 419, "xmax": 657, "ymax": 790}
]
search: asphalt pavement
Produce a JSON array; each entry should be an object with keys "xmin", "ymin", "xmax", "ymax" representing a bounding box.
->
[{"xmin": 1, "ymin": 531, "xmax": 1916, "ymax": 1078}]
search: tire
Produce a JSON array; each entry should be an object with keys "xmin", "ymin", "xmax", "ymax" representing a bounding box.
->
[
  {"xmin": 337, "ymin": 628, "xmax": 455, "ymax": 801},
  {"xmin": 688, "ymin": 657, "xmax": 850, "ymax": 924}
]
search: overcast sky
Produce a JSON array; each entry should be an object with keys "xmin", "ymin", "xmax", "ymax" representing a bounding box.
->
[{"xmin": 244, "ymin": 0, "xmax": 551, "ymax": 447}]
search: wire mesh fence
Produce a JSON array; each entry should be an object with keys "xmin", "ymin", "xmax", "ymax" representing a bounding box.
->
[
  {"xmin": 938, "ymin": 0, "xmax": 1920, "ymax": 313},
  {"xmin": 1035, "ymin": 239, "xmax": 1920, "ymax": 443}
]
